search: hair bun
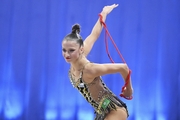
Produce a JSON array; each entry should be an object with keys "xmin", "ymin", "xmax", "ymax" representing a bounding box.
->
[{"xmin": 72, "ymin": 24, "xmax": 80, "ymax": 34}]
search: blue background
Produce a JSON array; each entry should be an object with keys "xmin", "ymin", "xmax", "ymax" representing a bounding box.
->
[{"xmin": 0, "ymin": 0, "xmax": 180, "ymax": 120}]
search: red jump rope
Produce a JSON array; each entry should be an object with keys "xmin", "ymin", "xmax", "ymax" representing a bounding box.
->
[{"xmin": 99, "ymin": 14, "xmax": 133, "ymax": 100}]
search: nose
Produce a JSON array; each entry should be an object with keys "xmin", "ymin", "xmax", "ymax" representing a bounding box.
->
[{"xmin": 63, "ymin": 52, "xmax": 70, "ymax": 58}]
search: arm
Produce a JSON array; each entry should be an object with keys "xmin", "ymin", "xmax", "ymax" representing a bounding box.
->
[
  {"xmin": 85, "ymin": 63, "xmax": 133, "ymax": 96},
  {"xmin": 88, "ymin": 63, "xmax": 129, "ymax": 80},
  {"xmin": 83, "ymin": 4, "xmax": 118, "ymax": 56}
]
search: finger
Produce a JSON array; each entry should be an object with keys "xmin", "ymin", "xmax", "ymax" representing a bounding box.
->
[{"xmin": 114, "ymin": 4, "xmax": 119, "ymax": 8}]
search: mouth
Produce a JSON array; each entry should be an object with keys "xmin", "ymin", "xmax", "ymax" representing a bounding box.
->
[{"xmin": 65, "ymin": 57, "xmax": 70, "ymax": 60}]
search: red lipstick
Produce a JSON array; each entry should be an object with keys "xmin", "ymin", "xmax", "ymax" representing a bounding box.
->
[{"xmin": 66, "ymin": 57, "xmax": 70, "ymax": 59}]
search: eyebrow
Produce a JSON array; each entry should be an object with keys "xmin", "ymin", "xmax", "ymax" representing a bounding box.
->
[{"xmin": 62, "ymin": 48, "xmax": 76, "ymax": 50}]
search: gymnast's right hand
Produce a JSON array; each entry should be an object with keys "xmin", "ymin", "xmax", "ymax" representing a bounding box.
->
[{"xmin": 121, "ymin": 86, "xmax": 133, "ymax": 98}]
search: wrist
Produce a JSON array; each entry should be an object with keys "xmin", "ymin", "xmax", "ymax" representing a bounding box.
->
[
  {"xmin": 126, "ymin": 85, "xmax": 133, "ymax": 90},
  {"xmin": 98, "ymin": 12, "xmax": 107, "ymax": 24},
  {"xmin": 100, "ymin": 11, "xmax": 107, "ymax": 17}
]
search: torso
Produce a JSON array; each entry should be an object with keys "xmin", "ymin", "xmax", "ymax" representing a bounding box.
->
[
  {"xmin": 69, "ymin": 65, "xmax": 114, "ymax": 109},
  {"xmin": 69, "ymin": 62, "xmax": 129, "ymax": 118}
]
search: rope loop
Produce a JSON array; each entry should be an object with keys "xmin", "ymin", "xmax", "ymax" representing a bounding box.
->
[{"xmin": 99, "ymin": 13, "xmax": 133, "ymax": 100}]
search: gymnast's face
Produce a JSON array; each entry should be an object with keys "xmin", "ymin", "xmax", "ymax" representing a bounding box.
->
[{"xmin": 62, "ymin": 40, "xmax": 83, "ymax": 63}]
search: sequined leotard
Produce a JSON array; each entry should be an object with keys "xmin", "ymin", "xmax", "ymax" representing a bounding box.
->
[{"xmin": 69, "ymin": 68, "xmax": 129, "ymax": 120}]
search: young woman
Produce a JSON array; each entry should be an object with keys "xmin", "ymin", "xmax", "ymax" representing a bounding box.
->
[{"xmin": 62, "ymin": 4, "xmax": 133, "ymax": 120}]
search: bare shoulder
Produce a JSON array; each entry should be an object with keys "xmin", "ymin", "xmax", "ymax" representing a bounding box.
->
[
  {"xmin": 82, "ymin": 63, "xmax": 110, "ymax": 78},
  {"xmin": 82, "ymin": 63, "xmax": 97, "ymax": 79},
  {"xmin": 82, "ymin": 62, "xmax": 104, "ymax": 83}
]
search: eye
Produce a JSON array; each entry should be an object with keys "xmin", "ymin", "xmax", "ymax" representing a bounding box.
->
[
  {"xmin": 69, "ymin": 49, "xmax": 75, "ymax": 52},
  {"xmin": 62, "ymin": 49, "xmax": 66, "ymax": 52}
]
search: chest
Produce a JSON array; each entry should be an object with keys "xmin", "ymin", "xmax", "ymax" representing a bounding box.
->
[{"xmin": 71, "ymin": 71, "xmax": 82, "ymax": 82}]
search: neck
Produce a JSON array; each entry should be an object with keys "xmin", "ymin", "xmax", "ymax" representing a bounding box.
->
[{"xmin": 70, "ymin": 55, "xmax": 89, "ymax": 71}]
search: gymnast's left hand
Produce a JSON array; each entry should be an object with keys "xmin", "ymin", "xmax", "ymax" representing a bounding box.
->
[{"xmin": 102, "ymin": 4, "xmax": 119, "ymax": 15}]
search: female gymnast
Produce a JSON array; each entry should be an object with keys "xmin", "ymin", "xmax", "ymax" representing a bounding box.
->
[{"xmin": 62, "ymin": 4, "xmax": 133, "ymax": 120}]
